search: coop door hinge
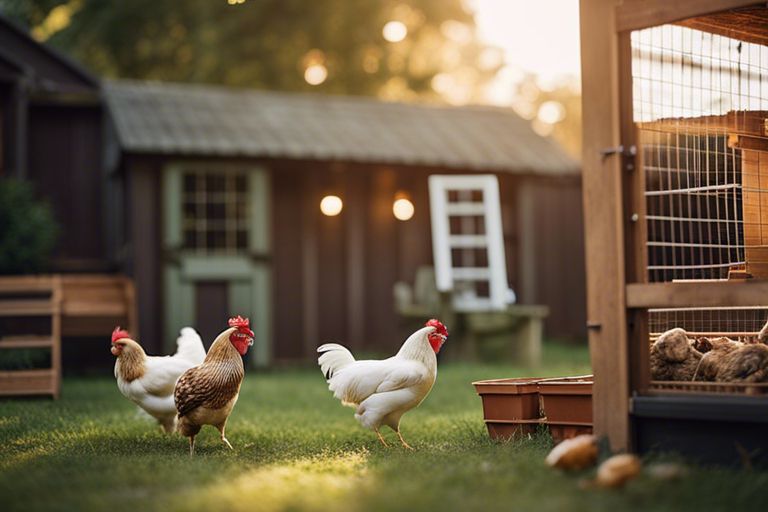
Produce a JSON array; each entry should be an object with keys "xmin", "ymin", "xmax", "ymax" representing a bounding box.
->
[{"xmin": 600, "ymin": 144, "xmax": 636, "ymax": 161}]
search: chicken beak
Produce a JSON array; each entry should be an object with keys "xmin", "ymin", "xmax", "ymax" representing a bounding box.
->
[{"xmin": 243, "ymin": 328, "xmax": 255, "ymax": 346}]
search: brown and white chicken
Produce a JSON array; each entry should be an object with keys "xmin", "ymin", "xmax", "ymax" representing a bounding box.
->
[
  {"xmin": 174, "ymin": 316, "xmax": 254, "ymax": 455},
  {"xmin": 317, "ymin": 319, "xmax": 448, "ymax": 449},
  {"xmin": 111, "ymin": 326, "xmax": 206, "ymax": 432}
]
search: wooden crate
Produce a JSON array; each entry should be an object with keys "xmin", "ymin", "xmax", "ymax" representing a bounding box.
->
[
  {"xmin": 0, "ymin": 276, "xmax": 61, "ymax": 398},
  {"xmin": 0, "ymin": 274, "xmax": 138, "ymax": 399}
]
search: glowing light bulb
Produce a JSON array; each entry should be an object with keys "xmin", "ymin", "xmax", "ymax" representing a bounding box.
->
[
  {"xmin": 383, "ymin": 21, "xmax": 407, "ymax": 43},
  {"xmin": 393, "ymin": 197, "xmax": 414, "ymax": 221},
  {"xmin": 320, "ymin": 195, "xmax": 343, "ymax": 216},
  {"xmin": 304, "ymin": 64, "xmax": 328, "ymax": 85}
]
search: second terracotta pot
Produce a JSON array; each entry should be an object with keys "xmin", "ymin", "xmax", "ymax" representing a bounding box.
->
[{"xmin": 538, "ymin": 376, "xmax": 593, "ymax": 424}]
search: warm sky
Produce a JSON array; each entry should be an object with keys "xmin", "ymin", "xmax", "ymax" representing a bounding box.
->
[{"xmin": 468, "ymin": 0, "xmax": 581, "ymax": 104}]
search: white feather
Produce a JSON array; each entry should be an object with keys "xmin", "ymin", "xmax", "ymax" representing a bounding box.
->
[{"xmin": 318, "ymin": 343, "xmax": 355, "ymax": 381}]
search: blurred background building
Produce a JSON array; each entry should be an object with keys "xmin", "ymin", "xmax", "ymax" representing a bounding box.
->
[{"xmin": 0, "ymin": 0, "xmax": 585, "ymax": 366}]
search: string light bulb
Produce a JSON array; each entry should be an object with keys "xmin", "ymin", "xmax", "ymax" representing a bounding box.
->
[
  {"xmin": 393, "ymin": 192, "xmax": 414, "ymax": 221},
  {"xmin": 320, "ymin": 195, "xmax": 343, "ymax": 216}
]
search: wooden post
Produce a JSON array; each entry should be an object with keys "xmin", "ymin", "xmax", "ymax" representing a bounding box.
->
[
  {"xmin": 516, "ymin": 316, "xmax": 543, "ymax": 369},
  {"xmin": 51, "ymin": 276, "xmax": 62, "ymax": 399},
  {"xmin": 580, "ymin": 0, "xmax": 631, "ymax": 451}
]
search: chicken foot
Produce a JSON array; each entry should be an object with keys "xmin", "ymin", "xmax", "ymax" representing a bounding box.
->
[{"xmin": 397, "ymin": 430, "xmax": 414, "ymax": 450}]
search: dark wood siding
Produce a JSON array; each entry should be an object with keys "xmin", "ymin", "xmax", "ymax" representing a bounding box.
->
[
  {"xmin": 522, "ymin": 179, "xmax": 587, "ymax": 341},
  {"xmin": 271, "ymin": 164, "xmax": 305, "ymax": 360},
  {"xmin": 269, "ymin": 161, "xmax": 584, "ymax": 361},
  {"xmin": 27, "ymin": 104, "xmax": 107, "ymax": 268},
  {"xmin": 129, "ymin": 156, "xmax": 584, "ymax": 362},
  {"xmin": 125, "ymin": 159, "xmax": 163, "ymax": 353}
]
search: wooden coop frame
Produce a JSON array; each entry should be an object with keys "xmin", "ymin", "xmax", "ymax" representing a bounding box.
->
[{"xmin": 581, "ymin": 0, "xmax": 768, "ymax": 461}]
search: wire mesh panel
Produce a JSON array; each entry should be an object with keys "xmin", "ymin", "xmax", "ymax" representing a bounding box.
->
[
  {"xmin": 631, "ymin": 17, "xmax": 768, "ymax": 392},
  {"xmin": 631, "ymin": 24, "xmax": 768, "ymax": 283},
  {"xmin": 649, "ymin": 306, "xmax": 768, "ymax": 339}
]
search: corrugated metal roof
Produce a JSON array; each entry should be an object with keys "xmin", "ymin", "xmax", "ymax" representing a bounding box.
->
[{"xmin": 104, "ymin": 79, "xmax": 579, "ymax": 175}]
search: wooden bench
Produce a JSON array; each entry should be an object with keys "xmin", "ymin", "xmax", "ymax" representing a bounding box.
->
[
  {"xmin": 0, "ymin": 274, "xmax": 137, "ymax": 398},
  {"xmin": 395, "ymin": 267, "xmax": 549, "ymax": 366},
  {"xmin": 463, "ymin": 305, "xmax": 549, "ymax": 367}
]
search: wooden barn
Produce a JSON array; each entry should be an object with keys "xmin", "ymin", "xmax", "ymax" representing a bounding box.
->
[
  {"xmin": 104, "ymin": 80, "xmax": 584, "ymax": 364},
  {"xmin": 581, "ymin": 0, "xmax": 768, "ymax": 464}
]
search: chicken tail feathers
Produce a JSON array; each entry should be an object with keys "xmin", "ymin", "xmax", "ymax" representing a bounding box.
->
[
  {"xmin": 174, "ymin": 327, "xmax": 207, "ymax": 365},
  {"xmin": 317, "ymin": 343, "xmax": 355, "ymax": 381}
]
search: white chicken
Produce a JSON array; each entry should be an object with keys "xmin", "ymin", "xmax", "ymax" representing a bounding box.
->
[
  {"xmin": 317, "ymin": 319, "xmax": 448, "ymax": 449},
  {"xmin": 111, "ymin": 326, "xmax": 207, "ymax": 432}
]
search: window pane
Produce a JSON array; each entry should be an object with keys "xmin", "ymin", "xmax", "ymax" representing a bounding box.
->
[
  {"xmin": 236, "ymin": 230, "xmax": 248, "ymax": 249},
  {"xmin": 181, "ymin": 170, "xmax": 250, "ymax": 252}
]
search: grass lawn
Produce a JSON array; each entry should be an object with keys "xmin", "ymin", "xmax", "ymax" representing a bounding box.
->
[{"xmin": 1, "ymin": 342, "xmax": 767, "ymax": 512}]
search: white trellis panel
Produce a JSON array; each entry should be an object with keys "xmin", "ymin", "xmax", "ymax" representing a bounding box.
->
[{"xmin": 429, "ymin": 174, "xmax": 509, "ymax": 312}]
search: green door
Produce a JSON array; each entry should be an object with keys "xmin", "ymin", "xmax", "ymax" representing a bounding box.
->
[{"xmin": 163, "ymin": 164, "xmax": 271, "ymax": 366}]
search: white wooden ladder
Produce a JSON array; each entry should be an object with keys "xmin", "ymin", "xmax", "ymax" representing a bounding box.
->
[{"xmin": 428, "ymin": 175, "xmax": 510, "ymax": 312}]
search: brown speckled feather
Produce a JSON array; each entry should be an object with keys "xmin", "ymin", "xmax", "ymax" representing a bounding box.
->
[
  {"xmin": 649, "ymin": 328, "xmax": 702, "ymax": 381},
  {"xmin": 715, "ymin": 344, "xmax": 768, "ymax": 383},
  {"xmin": 174, "ymin": 336, "xmax": 244, "ymax": 418}
]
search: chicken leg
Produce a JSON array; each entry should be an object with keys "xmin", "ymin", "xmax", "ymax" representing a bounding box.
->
[
  {"xmin": 217, "ymin": 423, "xmax": 234, "ymax": 450},
  {"xmin": 397, "ymin": 430, "xmax": 414, "ymax": 450},
  {"xmin": 189, "ymin": 436, "xmax": 196, "ymax": 456},
  {"xmin": 374, "ymin": 428, "xmax": 389, "ymax": 447}
]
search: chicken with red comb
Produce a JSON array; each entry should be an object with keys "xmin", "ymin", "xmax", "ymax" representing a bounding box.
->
[
  {"xmin": 174, "ymin": 316, "xmax": 254, "ymax": 455},
  {"xmin": 317, "ymin": 318, "xmax": 449, "ymax": 449}
]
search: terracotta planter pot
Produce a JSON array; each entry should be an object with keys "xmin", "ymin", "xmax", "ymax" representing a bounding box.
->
[
  {"xmin": 473, "ymin": 377, "xmax": 544, "ymax": 419},
  {"xmin": 538, "ymin": 375, "xmax": 593, "ymax": 424},
  {"xmin": 474, "ymin": 375, "xmax": 594, "ymax": 442},
  {"xmin": 473, "ymin": 377, "xmax": 545, "ymax": 440}
]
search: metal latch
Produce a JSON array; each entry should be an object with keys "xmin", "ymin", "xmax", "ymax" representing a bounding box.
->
[{"xmin": 600, "ymin": 144, "xmax": 636, "ymax": 161}]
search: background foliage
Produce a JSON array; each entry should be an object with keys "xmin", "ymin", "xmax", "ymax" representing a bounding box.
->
[
  {"xmin": 1, "ymin": 0, "xmax": 498, "ymax": 101},
  {"xmin": 0, "ymin": 178, "xmax": 58, "ymax": 275}
]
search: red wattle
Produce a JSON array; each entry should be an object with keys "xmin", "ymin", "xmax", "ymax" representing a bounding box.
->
[
  {"xmin": 429, "ymin": 335, "xmax": 443, "ymax": 354},
  {"xmin": 231, "ymin": 336, "xmax": 251, "ymax": 356}
]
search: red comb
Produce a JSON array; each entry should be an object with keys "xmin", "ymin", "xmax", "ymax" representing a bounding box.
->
[
  {"xmin": 228, "ymin": 316, "xmax": 250, "ymax": 329},
  {"xmin": 112, "ymin": 327, "xmax": 131, "ymax": 343},
  {"xmin": 425, "ymin": 319, "xmax": 448, "ymax": 337}
]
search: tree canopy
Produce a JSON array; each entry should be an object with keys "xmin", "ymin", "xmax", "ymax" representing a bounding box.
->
[{"xmin": 1, "ymin": 0, "xmax": 500, "ymax": 102}]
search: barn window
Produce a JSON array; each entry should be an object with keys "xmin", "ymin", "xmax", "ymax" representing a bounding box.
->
[{"xmin": 181, "ymin": 170, "xmax": 249, "ymax": 252}]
